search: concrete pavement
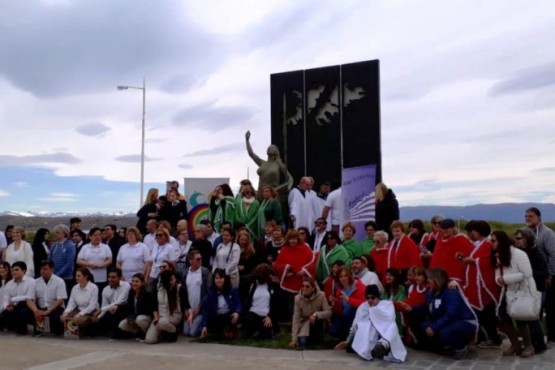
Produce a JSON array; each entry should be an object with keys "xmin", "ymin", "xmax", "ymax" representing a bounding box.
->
[{"xmin": 1, "ymin": 334, "xmax": 554, "ymax": 370}]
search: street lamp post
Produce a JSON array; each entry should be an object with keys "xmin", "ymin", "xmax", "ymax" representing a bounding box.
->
[{"xmin": 117, "ymin": 78, "xmax": 146, "ymax": 208}]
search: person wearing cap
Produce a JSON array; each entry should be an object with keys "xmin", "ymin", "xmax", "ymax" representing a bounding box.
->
[
  {"xmin": 429, "ymin": 218, "xmax": 474, "ymax": 285},
  {"xmin": 335, "ymin": 284, "xmax": 407, "ymax": 362},
  {"xmin": 462, "ymin": 220, "xmax": 503, "ymax": 349}
]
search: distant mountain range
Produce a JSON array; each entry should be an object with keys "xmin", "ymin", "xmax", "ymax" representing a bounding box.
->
[
  {"xmin": 400, "ymin": 203, "xmax": 555, "ymax": 223},
  {"xmin": 1, "ymin": 202, "xmax": 554, "ymax": 225}
]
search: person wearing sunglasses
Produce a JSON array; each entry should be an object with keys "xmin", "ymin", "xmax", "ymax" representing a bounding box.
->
[
  {"xmin": 180, "ymin": 250, "xmax": 211, "ymax": 337},
  {"xmin": 147, "ymin": 228, "xmax": 177, "ymax": 293},
  {"xmin": 289, "ymin": 277, "xmax": 331, "ymax": 349},
  {"xmin": 335, "ymin": 284, "xmax": 407, "ymax": 362}
]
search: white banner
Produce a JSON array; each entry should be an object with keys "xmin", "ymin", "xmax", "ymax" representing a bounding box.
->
[{"xmin": 183, "ymin": 177, "xmax": 229, "ymax": 227}]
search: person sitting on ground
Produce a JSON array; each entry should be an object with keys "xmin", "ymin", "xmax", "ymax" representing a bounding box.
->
[
  {"xmin": 61, "ymin": 267, "xmax": 99, "ymax": 336},
  {"xmin": 381, "ymin": 268, "xmax": 408, "ymax": 335},
  {"xmin": 242, "ymin": 264, "xmax": 279, "ymax": 339},
  {"xmin": 118, "ymin": 273, "xmax": 155, "ymax": 340},
  {"xmin": 396, "ymin": 266, "xmax": 428, "ymax": 344},
  {"xmin": 145, "ymin": 270, "xmax": 182, "ymax": 344},
  {"xmin": 91, "ymin": 268, "xmax": 130, "ymax": 339},
  {"xmin": 199, "ymin": 269, "xmax": 242, "ymax": 339},
  {"xmin": 289, "ymin": 277, "xmax": 332, "ymax": 349},
  {"xmin": 316, "ymin": 230, "xmax": 351, "ymax": 283},
  {"xmin": 329, "ymin": 267, "xmax": 367, "ymax": 340},
  {"xmin": 0, "ymin": 261, "xmax": 35, "ymax": 335},
  {"xmin": 406, "ymin": 268, "xmax": 478, "ymax": 359},
  {"xmin": 335, "ymin": 284, "xmax": 407, "ymax": 362},
  {"xmin": 180, "ymin": 250, "xmax": 211, "ymax": 337},
  {"xmin": 352, "ymin": 256, "xmax": 383, "ymax": 292},
  {"xmin": 0, "ymin": 262, "xmax": 13, "ymax": 315},
  {"xmin": 28, "ymin": 260, "xmax": 67, "ymax": 336}
]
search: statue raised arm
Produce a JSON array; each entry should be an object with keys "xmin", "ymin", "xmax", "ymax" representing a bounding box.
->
[{"xmin": 245, "ymin": 130, "xmax": 293, "ymax": 200}]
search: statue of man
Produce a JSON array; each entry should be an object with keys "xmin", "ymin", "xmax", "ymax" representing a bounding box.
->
[{"xmin": 245, "ymin": 130, "xmax": 293, "ymax": 200}]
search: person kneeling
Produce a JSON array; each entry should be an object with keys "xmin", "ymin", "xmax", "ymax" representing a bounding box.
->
[
  {"xmin": 119, "ymin": 273, "xmax": 155, "ymax": 340},
  {"xmin": 199, "ymin": 269, "xmax": 242, "ymax": 339},
  {"xmin": 289, "ymin": 277, "xmax": 331, "ymax": 349},
  {"xmin": 91, "ymin": 268, "xmax": 130, "ymax": 339},
  {"xmin": 145, "ymin": 270, "xmax": 182, "ymax": 344},
  {"xmin": 60, "ymin": 268, "xmax": 99, "ymax": 337},
  {"xmin": 335, "ymin": 284, "xmax": 407, "ymax": 362}
]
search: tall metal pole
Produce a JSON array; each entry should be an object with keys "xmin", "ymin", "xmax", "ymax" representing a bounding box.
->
[{"xmin": 140, "ymin": 77, "xmax": 146, "ymax": 208}]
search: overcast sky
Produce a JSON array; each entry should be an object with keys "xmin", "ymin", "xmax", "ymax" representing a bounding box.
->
[{"xmin": 1, "ymin": 0, "xmax": 555, "ymax": 213}]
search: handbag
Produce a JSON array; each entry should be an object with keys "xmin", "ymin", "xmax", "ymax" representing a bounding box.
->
[{"xmin": 506, "ymin": 275, "xmax": 541, "ymax": 321}]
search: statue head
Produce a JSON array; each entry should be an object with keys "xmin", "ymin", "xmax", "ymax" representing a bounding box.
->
[{"xmin": 266, "ymin": 144, "xmax": 280, "ymax": 160}]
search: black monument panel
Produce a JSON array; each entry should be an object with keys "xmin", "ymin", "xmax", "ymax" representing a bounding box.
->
[
  {"xmin": 341, "ymin": 60, "xmax": 382, "ymax": 182},
  {"xmin": 304, "ymin": 65, "xmax": 342, "ymax": 188},
  {"xmin": 270, "ymin": 70, "xmax": 305, "ymax": 184}
]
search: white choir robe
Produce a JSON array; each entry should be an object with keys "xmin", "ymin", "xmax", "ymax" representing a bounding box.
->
[{"xmin": 288, "ymin": 188, "xmax": 315, "ymax": 230}]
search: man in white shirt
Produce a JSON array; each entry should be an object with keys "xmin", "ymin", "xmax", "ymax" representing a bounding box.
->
[
  {"xmin": 309, "ymin": 218, "xmax": 329, "ymax": 253},
  {"xmin": 143, "ymin": 220, "xmax": 158, "ymax": 253},
  {"xmin": 322, "ymin": 187, "xmax": 344, "ymax": 234},
  {"xmin": 288, "ymin": 177, "xmax": 315, "ymax": 229},
  {"xmin": 180, "ymin": 250, "xmax": 211, "ymax": 337},
  {"xmin": 92, "ymin": 268, "xmax": 130, "ymax": 339},
  {"xmin": 0, "ymin": 261, "xmax": 36, "ymax": 335},
  {"xmin": 27, "ymin": 260, "xmax": 67, "ymax": 336}
]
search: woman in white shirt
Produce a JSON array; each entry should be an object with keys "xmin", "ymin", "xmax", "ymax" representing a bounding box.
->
[
  {"xmin": 0, "ymin": 262, "xmax": 13, "ymax": 313},
  {"xmin": 145, "ymin": 270, "xmax": 182, "ymax": 344},
  {"xmin": 61, "ymin": 267, "xmax": 99, "ymax": 334},
  {"xmin": 2, "ymin": 226, "xmax": 34, "ymax": 277},
  {"xmin": 243, "ymin": 263, "xmax": 277, "ymax": 339},
  {"xmin": 77, "ymin": 227, "xmax": 112, "ymax": 297},
  {"xmin": 117, "ymin": 227, "xmax": 152, "ymax": 282},
  {"xmin": 212, "ymin": 229, "xmax": 240, "ymax": 288}
]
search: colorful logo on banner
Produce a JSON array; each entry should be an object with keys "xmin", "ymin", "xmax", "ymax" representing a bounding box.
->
[
  {"xmin": 184, "ymin": 178, "xmax": 229, "ymax": 235},
  {"xmin": 341, "ymin": 165, "xmax": 377, "ymax": 240}
]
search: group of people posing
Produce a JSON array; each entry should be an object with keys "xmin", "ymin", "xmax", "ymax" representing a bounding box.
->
[{"xmin": 0, "ymin": 182, "xmax": 554, "ymax": 363}]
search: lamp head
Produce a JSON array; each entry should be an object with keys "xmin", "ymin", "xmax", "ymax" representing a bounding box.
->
[{"xmin": 117, "ymin": 86, "xmax": 128, "ymax": 90}]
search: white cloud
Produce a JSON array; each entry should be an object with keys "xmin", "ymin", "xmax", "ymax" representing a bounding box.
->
[
  {"xmin": 12, "ymin": 182, "xmax": 28, "ymax": 188},
  {"xmin": 0, "ymin": 189, "xmax": 9, "ymax": 197}
]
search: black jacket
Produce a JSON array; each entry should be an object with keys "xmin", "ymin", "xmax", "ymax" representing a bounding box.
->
[
  {"xmin": 136, "ymin": 203, "xmax": 158, "ymax": 235},
  {"xmin": 524, "ymin": 245, "xmax": 549, "ymax": 292},
  {"xmin": 191, "ymin": 239, "xmax": 213, "ymax": 269},
  {"xmin": 375, "ymin": 189, "xmax": 399, "ymax": 239},
  {"xmin": 179, "ymin": 267, "xmax": 211, "ymax": 310},
  {"xmin": 159, "ymin": 200, "xmax": 189, "ymax": 230},
  {"xmin": 124, "ymin": 288, "xmax": 156, "ymax": 317},
  {"xmin": 244, "ymin": 280, "xmax": 281, "ymax": 331},
  {"xmin": 309, "ymin": 230, "xmax": 330, "ymax": 252}
]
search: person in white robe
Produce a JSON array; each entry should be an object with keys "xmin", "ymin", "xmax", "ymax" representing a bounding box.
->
[
  {"xmin": 335, "ymin": 284, "xmax": 407, "ymax": 362},
  {"xmin": 288, "ymin": 177, "xmax": 315, "ymax": 230}
]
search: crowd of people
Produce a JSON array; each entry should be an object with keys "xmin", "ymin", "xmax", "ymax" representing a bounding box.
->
[{"xmin": 0, "ymin": 179, "xmax": 554, "ymax": 363}]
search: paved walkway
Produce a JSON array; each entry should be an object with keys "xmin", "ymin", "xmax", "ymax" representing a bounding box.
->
[{"xmin": 1, "ymin": 334, "xmax": 554, "ymax": 370}]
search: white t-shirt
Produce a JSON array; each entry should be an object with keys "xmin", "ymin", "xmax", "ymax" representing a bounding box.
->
[
  {"xmin": 117, "ymin": 242, "xmax": 152, "ymax": 282},
  {"xmin": 217, "ymin": 294, "xmax": 230, "ymax": 314},
  {"xmin": 143, "ymin": 233, "xmax": 157, "ymax": 254},
  {"xmin": 149, "ymin": 243, "xmax": 177, "ymax": 278},
  {"xmin": 77, "ymin": 243, "xmax": 113, "ymax": 283},
  {"xmin": 250, "ymin": 283, "xmax": 270, "ymax": 317},
  {"xmin": 325, "ymin": 188, "xmax": 344, "ymax": 227},
  {"xmin": 185, "ymin": 268, "xmax": 202, "ymax": 310}
]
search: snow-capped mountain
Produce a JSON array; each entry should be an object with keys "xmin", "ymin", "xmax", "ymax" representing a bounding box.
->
[{"xmin": 0, "ymin": 211, "xmax": 136, "ymax": 218}]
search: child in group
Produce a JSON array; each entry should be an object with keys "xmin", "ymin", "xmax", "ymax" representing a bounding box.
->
[{"xmin": 397, "ymin": 266, "xmax": 428, "ymax": 345}]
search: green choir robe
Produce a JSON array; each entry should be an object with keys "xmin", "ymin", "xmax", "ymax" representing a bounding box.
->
[
  {"xmin": 235, "ymin": 198, "xmax": 260, "ymax": 242},
  {"xmin": 316, "ymin": 244, "xmax": 352, "ymax": 283}
]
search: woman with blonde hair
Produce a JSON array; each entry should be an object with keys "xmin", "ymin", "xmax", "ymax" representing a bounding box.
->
[
  {"xmin": 3, "ymin": 226, "xmax": 34, "ymax": 277},
  {"xmin": 117, "ymin": 227, "xmax": 153, "ymax": 282},
  {"xmin": 136, "ymin": 188, "xmax": 160, "ymax": 235},
  {"xmin": 375, "ymin": 182, "xmax": 399, "ymax": 239}
]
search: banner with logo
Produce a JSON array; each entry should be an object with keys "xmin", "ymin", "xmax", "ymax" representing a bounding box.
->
[
  {"xmin": 341, "ymin": 165, "xmax": 376, "ymax": 240},
  {"xmin": 184, "ymin": 178, "xmax": 229, "ymax": 230}
]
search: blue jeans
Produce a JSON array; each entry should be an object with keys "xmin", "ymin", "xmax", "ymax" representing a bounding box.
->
[
  {"xmin": 329, "ymin": 306, "xmax": 357, "ymax": 339},
  {"xmin": 438, "ymin": 321, "xmax": 477, "ymax": 351}
]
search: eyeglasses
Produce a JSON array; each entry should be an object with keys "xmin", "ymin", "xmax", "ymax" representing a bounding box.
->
[
  {"xmin": 156, "ymin": 233, "xmax": 165, "ymax": 238},
  {"xmin": 432, "ymin": 221, "xmax": 441, "ymax": 225},
  {"xmin": 315, "ymin": 221, "xmax": 325, "ymax": 225}
]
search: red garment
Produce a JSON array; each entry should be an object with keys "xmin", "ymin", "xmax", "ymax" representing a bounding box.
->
[
  {"xmin": 463, "ymin": 239, "xmax": 501, "ymax": 310},
  {"xmin": 429, "ymin": 234, "xmax": 474, "ymax": 283},
  {"xmin": 387, "ymin": 235, "xmax": 422, "ymax": 270},
  {"xmin": 333, "ymin": 279, "xmax": 367, "ymax": 310},
  {"xmin": 370, "ymin": 247, "xmax": 389, "ymax": 283},
  {"xmin": 274, "ymin": 244, "xmax": 315, "ymax": 293},
  {"xmin": 403, "ymin": 284, "xmax": 428, "ymax": 308}
]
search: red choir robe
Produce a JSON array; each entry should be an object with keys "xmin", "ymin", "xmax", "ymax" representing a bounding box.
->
[
  {"xmin": 463, "ymin": 239, "xmax": 501, "ymax": 310},
  {"xmin": 323, "ymin": 277, "xmax": 342, "ymax": 315},
  {"xmin": 274, "ymin": 244, "xmax": 315, "ymax": 293},
  {"xmin": 333, "ymin": 279, "xmax": 367, "ymax": 313},
  {"xmin": 429, "ymin": 234, "xmax": 474, "ymax": 283},
  {"xmin": 370, "ymin": 246, "xmax": 390, "ymax": 284},
  {"xmin": 399, "ymin": 283, "xmax": 428, "ymax": 344},
  {"xmin": 387, "ymin": 235, "xmax": 422, "ymax": 271}
]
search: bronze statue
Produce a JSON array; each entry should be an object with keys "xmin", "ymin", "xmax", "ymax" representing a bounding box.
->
[{"xmin": 245, "ymin": 130, "xmax": 293, "ymax": 200}]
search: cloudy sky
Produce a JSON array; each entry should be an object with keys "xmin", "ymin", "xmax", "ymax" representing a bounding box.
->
[{"xmin": 1, "ymin": 0, "xmax": 554, "ymax": 213}]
